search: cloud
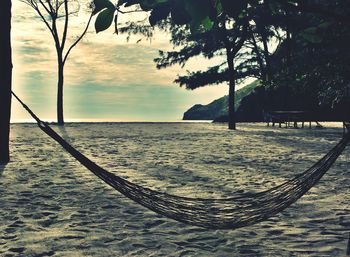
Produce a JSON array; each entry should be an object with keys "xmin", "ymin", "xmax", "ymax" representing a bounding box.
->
[{"xmin": 11, "ymin": 0, "xmax": 228, "ymax": 122}]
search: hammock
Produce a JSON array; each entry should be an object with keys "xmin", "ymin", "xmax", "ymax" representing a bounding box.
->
[{"xmin": 12, "ymin": 92, "xmax": 350, "ymax": 230}]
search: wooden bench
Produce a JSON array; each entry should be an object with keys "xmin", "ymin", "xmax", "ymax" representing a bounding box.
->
[{"xmin": 264, "ymin": 111, "xmax": 314, "ymax": 128}]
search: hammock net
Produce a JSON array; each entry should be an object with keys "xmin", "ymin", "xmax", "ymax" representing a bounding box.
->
[{"xmin": 12, "ymin": 92, "xmax": 350, "ymax": 229}]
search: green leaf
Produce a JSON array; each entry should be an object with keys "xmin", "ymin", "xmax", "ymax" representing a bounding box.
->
[
  {"xmin": 184, "ymin": 0, "xmax": 215, "ymax": 33},
  {"xmin": 318, "ymin": 22, "xmax": 331, "ymax": 29},
  {"xmin": 216, "ymin": 1, "xmax": 223, "ymax": 14},
  {"xmin": 95, "ymin": 8, "xmax": 115, "ymax": 33},
  {"xmin": 93, "ymin": 0, "xmax": 114, "ymax": 15},
  {"xmin": 303, "ymin": 27, "xmax": 317, "ymax": 34},
  {"xmin": 201, "ymin": 16, "xmax": 214, "ymax": 30},
  {"xmin": 301, "ymin": 27, "xmax": 323, "ymax": 43}
]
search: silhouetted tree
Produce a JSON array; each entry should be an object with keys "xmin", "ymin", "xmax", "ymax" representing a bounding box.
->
[
  {"xmin": 154, "ymin": 18, "xmax": 249, "ymax": 130},
  {"xmin": 22, "ymin": 0, "xmax": 93, "ymax": 125},
  {"xmin": 93, "ymin": 0, "xmax": 256, "ymax": 129},
  {"xmin": 93, "ymin": 0, "xmax": 350, "ymax": 125},
  {"xmin": 269, "ymin": 0, "xmax": 350, "ymax": 109},
  {"xmin": 0, "ymin": 0, "xmax": 12, "ymax": 164}
]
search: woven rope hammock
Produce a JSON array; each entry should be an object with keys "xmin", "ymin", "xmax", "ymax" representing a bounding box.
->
[{"xmin": 12, "ymin": 92, "xmax": 350, "ymax": 230}]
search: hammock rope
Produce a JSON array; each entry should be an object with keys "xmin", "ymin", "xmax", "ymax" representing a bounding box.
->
[{"xmin": 12, "ymin": 91, "xmax": 350, "ymax": 229}]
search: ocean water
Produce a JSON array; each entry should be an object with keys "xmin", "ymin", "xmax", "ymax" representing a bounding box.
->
[{"xmin": 0, "ymin": 123, "xmax": 349, "ymax": 256}]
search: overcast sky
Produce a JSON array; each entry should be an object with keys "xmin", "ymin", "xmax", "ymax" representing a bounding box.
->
[{"xmin": 11, "ymin": 0, "xmax": 230, "ymax": 122}]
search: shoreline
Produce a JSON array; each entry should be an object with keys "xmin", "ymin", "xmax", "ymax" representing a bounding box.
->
[
  {"xmin": 10, "ymin": 120, "xmax": 214, "ymax": 124},
  {"xmin": 10, "ymin": 120, "xmax": 345, "ymax": 126}
]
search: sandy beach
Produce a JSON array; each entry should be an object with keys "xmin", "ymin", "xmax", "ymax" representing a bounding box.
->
[{"xmin": 0, "ymin": 122, "xmax": 349, "ymax": 256}]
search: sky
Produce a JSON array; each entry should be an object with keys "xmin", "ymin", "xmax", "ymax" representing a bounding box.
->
[{"xmin": 11, "ymin": 0, "xmax": 232, "ymax": 122}]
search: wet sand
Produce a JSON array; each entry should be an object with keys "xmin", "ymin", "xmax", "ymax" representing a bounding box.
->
[{"xmin": 0, "ymin": 122, "xmax": 349, "ymax": 256}]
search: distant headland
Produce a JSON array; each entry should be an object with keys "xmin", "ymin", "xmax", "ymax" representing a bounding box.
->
[{"xmin": 183, "ymin": 80, "xmax": 350, "ymax": 123}]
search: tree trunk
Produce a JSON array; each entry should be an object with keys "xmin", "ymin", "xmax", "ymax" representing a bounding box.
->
[
  {"xmin": 228, "ymin": 78, "xmax": 236, "ymax": 130},
  {"xmin": 286, "ymin": 10, "xmax": 292, "ymax": 69},
  {"xmin": 57, "ymin": 56, "xmax": 64, "ymax": 125},
  {"xmin": 251, "ymin": 32, "xmax": 267, "ymax": 84},
  {"xmin": 0, "ymin": 0, "xmax": 12, "ymax": 164},
  {"xmin": 221, "ymin": 23, "xmax": 236, "ymax": 130},
  {"xmin": 226, "ymin": 45, "xmax": 236, "ymax": 130},
  {"xmin": 260, "ymin": 30, "xmax": 271, "ymax": 84},
  {"xmin": 225, "ymin": 44, "xmax": 236, "ymax": 130}
]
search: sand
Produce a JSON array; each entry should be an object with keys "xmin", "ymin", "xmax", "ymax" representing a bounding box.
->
[{"xmin": 0, "ymin": 122, "xmax": 349, "ymax": 256}]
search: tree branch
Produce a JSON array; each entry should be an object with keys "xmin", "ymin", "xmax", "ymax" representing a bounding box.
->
[
  {"xmin": 63, "ymin": 13, "xmax": 93, "ymax": 65},
  {"xmin": 31, "ymin": 2, "xmax": 55, "ymax": 36},
  {"xmin": 45, "ymin": 0, "xmax": 55, "ymax": 14},
  {"xmin": 61, "ymin": 0, "xmax": 69, "ymax": 51},
  {"xmin": 37, "ymin": 0, "xmax": 53, "ymax": 16}
]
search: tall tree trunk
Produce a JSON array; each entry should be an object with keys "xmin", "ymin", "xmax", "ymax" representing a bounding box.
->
[
  {"xmin": 226, "ymin": 45, "xmax": 236, "ymax": 130},
  {"xmin": 228, "ymin": 75, "xmax": 236, "ymax": 130},
  {"xmin": 286, "ymin": 10, "xmax": 292, "ymax": 69},
  {"xmin": 57, "ymin": 55, "xmax": 64, "ymax": 125},
  {"xmin": 251, "ymin": 32, "xmax": 267, "ymax": 84},
  {"xmin": 0, "ymin": 0, "xmax": 12, "ymax": 164},
  {"xmin": 221, "ymin": 23, "xmax": 236, "ymax": 130},
  {"xmin": 260, "ymin": 29, "xmax": 271, "ymax": 84}
]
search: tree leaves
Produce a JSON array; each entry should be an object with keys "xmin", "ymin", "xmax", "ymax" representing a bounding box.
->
[
  {"xmin": 93, "ymin": 0, "xmax": 114, "ymax": 15},
  {"xmin": 202, "ymin": 17, "xmax": 214, "ymax": 30},
  {"xmin": 95, "ymin": 0, "xmax": 335, "ymax": 36},
  {"xmin": 93, "ymin": 0, "xmax": 254, "ymax": 34},
  {"xmin": 301, "ymin": 27, "xmax": 322, "ymax": 43},
  {"xmin": 93, "ymin": 0, "xmax": 115, "ymax": 33},
  {"xmin": 300, "ymin": 22, "xmax": 331, "ymax": 44},
  {"xmin": 221, "ymin": 0, "xmax": 247, "ymax": 19},
  {"xmin": 95, "ymin": 7, "xmax": 115, "ymax": 33},
  {"xmin": 149, "ymin": 4, "xmax": 171, "ymax": 26},
  {"xmin": 170, "ymin": 1, "xmax": 191, "ymax": 25},
  {"xmin": 184, "ymin": 0, "xmax": 214, "ymax": 33}
]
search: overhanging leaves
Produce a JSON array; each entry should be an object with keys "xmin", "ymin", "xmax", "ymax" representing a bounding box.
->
[
  {"xmin": 93, "ymin": 0, "xmax": 115, "ymax": 15},
  {"xmin": 95, "ymin": 7, "xmax": 115, "ymax": 33}
]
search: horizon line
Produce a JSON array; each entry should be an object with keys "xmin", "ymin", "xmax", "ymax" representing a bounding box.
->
[{"xmin": 10, "ymin": 119, "xmax": 213, "ymax": 124}]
